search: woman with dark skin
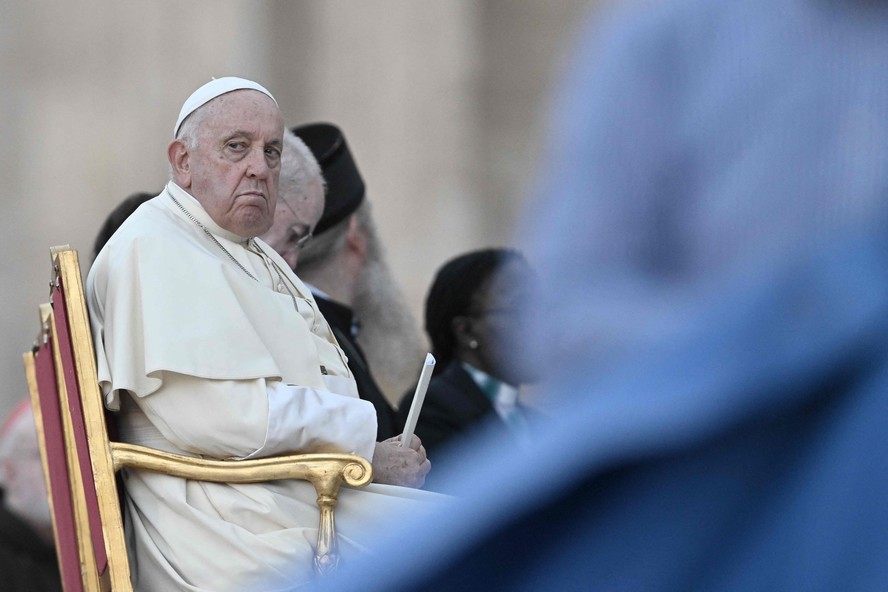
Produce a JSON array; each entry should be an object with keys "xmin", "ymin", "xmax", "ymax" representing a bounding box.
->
[{"xmin": 397, "ymin": 248, "xmax": 539, "ymax": 475}]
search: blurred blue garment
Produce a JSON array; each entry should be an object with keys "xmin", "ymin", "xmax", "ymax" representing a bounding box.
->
[
  {"xmin": 315, "ymin": 226, "xmax": 888, "ymax": 592},
  {"xmin": 523, "ymin": 0, "xmax": 888, "ymax": 375},
  {"xmin": 313, "ymin": 0, "xmax": 888, "ymax": 589},
  {"xmin": 316, "ymin": 225, "xmax": 888, "ymax": 592}
]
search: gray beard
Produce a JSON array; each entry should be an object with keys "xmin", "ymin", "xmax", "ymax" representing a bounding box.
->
[{"xmin": 352, "ymin": 256, "xmax": 427, "ymax": 407}]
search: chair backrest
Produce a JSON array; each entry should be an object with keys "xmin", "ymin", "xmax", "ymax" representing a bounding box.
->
[
  {"xmin": 24, "ymin": 247, "xmax": 132, "ymax": 592},
  {"xmin": 23, "ymin": 246, "xmax": 374, "ymax": 590},
  {"xmin": 24, "ymin": 304, "xmax": 84, "ymax": 592}
]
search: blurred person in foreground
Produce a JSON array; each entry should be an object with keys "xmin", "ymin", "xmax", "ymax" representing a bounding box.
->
[
  {"xmin": 397, "ymin": 248, "xmax": 541, "ymax": 482},
  {"xmin": 87, "ymin": 77, "xmax": 435, "ymax": 591},
  {"xmin": 292, "ymin": 122, "xmax": 426, "ymax": 439},
  {"xmin": 0, "ymin": 401, "xmax": 61, "ymax": 592},
  {"xmin": 314, "ymin": 0, "xmax": 888, "ymax": 590}
]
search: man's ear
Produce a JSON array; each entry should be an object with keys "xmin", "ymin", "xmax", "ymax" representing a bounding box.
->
[
  {"xmin": 167, "ymin": 139, "xmax": 192, "ymax": 188},
  {"xmin": 345, "ymin": 215, "xmax": 368, "ymax": 259}
]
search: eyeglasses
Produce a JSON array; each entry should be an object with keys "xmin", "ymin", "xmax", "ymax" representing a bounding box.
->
[{"xmin": 278, "ymin": 196, "xmax": 314, "ymax": 249}]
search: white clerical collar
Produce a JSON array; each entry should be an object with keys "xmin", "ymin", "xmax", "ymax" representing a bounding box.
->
[{"xmin": 165, "ymin": 181, "xmax": 249, "ymax": 244}]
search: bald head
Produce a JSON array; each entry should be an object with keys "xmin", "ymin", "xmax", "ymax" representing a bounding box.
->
[{"xmin": 260, "ymin": 129, "xmax": 325, "ymax": 269}]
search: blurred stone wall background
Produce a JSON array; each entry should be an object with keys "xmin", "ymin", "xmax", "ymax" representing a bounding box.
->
[{"xmin": 0, "ymin": 0, "xmax": 595, "ymax": 416}]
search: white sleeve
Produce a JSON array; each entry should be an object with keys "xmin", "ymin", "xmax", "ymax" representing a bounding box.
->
[
  {"xmin": 244, "ymin": 379, "xmax": 377, "ymax": 460},
  {"xmin": 132, "ymin": 372, "xmax": 377, "ymax": 462}
]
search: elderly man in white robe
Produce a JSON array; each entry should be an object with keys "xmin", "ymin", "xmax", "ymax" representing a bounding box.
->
[{"xmin": 87, "ymin": 77, "xmax": 435, "ymax": 591}]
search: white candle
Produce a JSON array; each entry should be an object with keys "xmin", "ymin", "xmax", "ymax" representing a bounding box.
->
[{"xmin": 399, "ymin": 353, "xmax": 436, "ymax": 447}]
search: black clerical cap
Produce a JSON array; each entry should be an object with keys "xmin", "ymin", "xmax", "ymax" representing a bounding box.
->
[{"xmin": 291, "ymin": 122, "xmax": 365, "ymax": 235}]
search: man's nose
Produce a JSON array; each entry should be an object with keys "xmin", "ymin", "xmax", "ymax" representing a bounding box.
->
[{"xmin": 246, "ymin": 147, "xmax": 270, "ymax": 178}]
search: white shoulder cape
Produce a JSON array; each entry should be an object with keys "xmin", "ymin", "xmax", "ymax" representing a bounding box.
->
[{"xmin": 87, "ymin": 186, "xmax": 349, "ymax": 410}]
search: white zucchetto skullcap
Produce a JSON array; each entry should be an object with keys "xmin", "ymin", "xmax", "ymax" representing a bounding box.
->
[{"xmin": 173, "ymin": 76, "xmax": 278, "ymax": 137}]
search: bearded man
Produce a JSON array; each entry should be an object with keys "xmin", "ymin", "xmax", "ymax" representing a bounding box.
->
[
  {"xmin": 291, "ymin": 123, "xmax": 427, "ymax": 439},
  {"xmin": 261, "ymin": 124, "xmax": 405, "ymax": 440},
  {"xmin": 87, "ymin": 78, "xmax": 433, "ymax": 591}
]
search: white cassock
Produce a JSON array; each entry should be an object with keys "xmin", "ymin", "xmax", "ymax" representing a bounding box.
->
[{"xmin": 87, "ymin": 182, "xmax": 440, "ymax": 592}]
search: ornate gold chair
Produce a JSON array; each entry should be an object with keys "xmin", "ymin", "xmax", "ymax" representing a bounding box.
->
[{"xmin": 22, "ymin": 246, "xmax": 372, "ymax": 591}]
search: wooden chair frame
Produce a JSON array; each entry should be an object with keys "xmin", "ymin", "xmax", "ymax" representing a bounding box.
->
[{"xmin": 23, "ymin": 246, "xmax": 372, "ymax": 591}]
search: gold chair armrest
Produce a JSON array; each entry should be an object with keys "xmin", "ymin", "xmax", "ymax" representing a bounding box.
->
[
  {"xmin": 109, "ymin": 442, "xmax": 371, "ymax": 487},
  {"xmin": 110, "ymin": 442, "xmax": 372, "ymax": 574}
]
